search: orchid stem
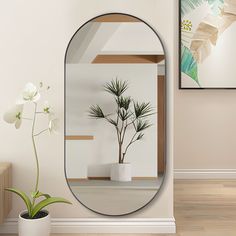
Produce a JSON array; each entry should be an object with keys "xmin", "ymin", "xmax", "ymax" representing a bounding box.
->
[
  {"xmin": 22, "ymin": 117, "xmax": 33, "ymax": 120},
  {"xmin": 31, "ymin": 103, "xmax": 40, "ymax": 209},
  {"xmin": 34, "ymin": 128, "xmax": 49, "ymax": 137}
]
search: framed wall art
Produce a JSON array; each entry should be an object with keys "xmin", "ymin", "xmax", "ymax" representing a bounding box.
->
[{"xmin": 179, "ymin": 0, "xmax": 236, "ymax": 89}]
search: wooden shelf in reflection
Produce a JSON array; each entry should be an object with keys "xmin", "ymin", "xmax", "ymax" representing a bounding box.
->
[
  {"xmin": 92, "ymin": 14, "xmax": 141, "ymax": 23},
  {"xmin": 92, "ymin": 55, "xmax": 165, "ymax": 64},
  {"xmin": 65, "ymin": 135, "xmax": 94, "ymax": 140}
]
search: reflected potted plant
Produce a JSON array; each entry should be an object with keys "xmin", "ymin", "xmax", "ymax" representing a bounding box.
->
[
  {"xmin": 3, "ymin": 82, "xmax": 71, "ymax": 236},
  {"xmin": 89, "ymin": 79, "xmax": 155, "ymax": 182}
]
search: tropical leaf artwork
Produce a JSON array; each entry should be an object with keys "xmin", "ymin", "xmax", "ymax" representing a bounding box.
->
[
  {"xmin": 182, "ymin": 19, "xmax": 193, "ymax": 31},
  {"xmin": 190, "ymin": 15, "xmax": 219, "ymax": 63},
  {"xmin": 207, "ymin": 0, "xmax": 224, "ymax": 15},
  {"xmin": 181, "ymin": 0, "xmax": 205, "ymax": 16},
  {"xmin": 180, "ymin": 0, "xmax": 236, "ymax": 87},
  {"xmin": 221, "ymin": 0, "xmax": 236, "ymax": 33},
  {"xmin": 181, "ymin": 44, "xmax": 199, "ymax": 86},
  {"xmin": 181, "ymin": 0, "xmax": 224, "ymax": 17}
]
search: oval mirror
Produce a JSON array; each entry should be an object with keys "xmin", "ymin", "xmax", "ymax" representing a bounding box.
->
[{"xmin": 65, "ymin": 13, "xmax": 166, "ymax": 216}]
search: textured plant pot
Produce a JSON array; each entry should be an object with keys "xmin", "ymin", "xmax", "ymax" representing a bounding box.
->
[
  {"xmin": 110, "ymin": 163, "xmax": 132, "ymax": 182},
  {"xmin": 18, "ymin": 210, "xmax": 51, "ymax": 236}
]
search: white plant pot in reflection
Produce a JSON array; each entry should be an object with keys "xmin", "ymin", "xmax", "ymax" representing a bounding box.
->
[
  {"xmin": 18, "ymin": 210, "xmax": 51, "ymax": 236},
  {"xmin": 110, "ymin": 163, "xmax": 132, "ymax": 182}
]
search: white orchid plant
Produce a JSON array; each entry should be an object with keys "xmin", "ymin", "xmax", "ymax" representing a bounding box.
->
[{"xmin": 3, "ymin": 82, "xmax": 71, "ymax": 219}]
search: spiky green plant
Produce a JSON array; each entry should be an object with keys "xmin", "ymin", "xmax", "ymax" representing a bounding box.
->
[{"xmin": 89, "ymin": 79, "xmax": 155, "ymax": 164}]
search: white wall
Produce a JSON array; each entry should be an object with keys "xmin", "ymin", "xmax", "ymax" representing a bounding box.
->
[
  {"xmin": 0, "ymin": 0, "xmax": 174, "ymax": 222},
  {"xmin": 102, "ymin": 23, "xmax": 164, "ymax": 54},
  {"xmin": 67, "ymin": 22, "xmax": 164, "ymax": 64},
  {"xmin": 66, "ymin": 64, "xmax": 157, "ymax": 178}
]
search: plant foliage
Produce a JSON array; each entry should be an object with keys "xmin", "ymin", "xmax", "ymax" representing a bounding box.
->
[
  {"xmin": 89, "ymin": 79, "xmax": 155, "ymax": 163},
  {"xmin": 116, "ymin": 96, "xmax": 131, "ymax": 110},
  {"xmin": 88, "ymin": 105, "xmax": 105, "ymax": 118},
  {"xmin": 133, "ymin": 102, "xmax": 155, "ymax": 118},
  {"xmin": 5, "ymin": 188, "xmax": 71, "ymax": 218},
  {"xmin": 134, "ymin": 119, "xmax": 152, "ymax": 132},
  {"xmin": 118, "ymin": 108, "xmax": 132, "ymax": 121},
  {"xmin": 104, "ymin": 79, "xmax": 128, "ymax": 97},
  {"xmin": 3, "ymin": 82, "xmax": 71, "ymax": 219}
]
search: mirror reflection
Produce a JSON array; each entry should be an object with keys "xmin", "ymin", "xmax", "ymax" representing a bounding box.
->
[{"xmin": 65, "ymin": 13, "xmax": 166, "ymax": 215}]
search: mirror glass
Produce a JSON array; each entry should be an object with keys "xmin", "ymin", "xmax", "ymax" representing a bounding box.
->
[{"xmin": 65, "ymin": 13, "xmax": 166, "ymax": 216}]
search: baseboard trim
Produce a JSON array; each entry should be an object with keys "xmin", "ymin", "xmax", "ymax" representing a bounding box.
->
[
  {"xmin": 68, "ymin": 177, "xmax": 158, "ymax": 181},
  {"xmin": 0, "ymin": 217, "xmax": 176, "ymax": 234},
  {"xmin": 175, "ymin": 169, "xmax": 236, "ymax": 179}
]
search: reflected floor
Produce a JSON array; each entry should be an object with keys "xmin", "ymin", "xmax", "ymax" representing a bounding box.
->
[
  {"xmin": 68, "ymin": 177, "xmax": 163, "ymax": 215},
  {"xmin": 69, "ymin": 178, "xmax": 162, "ymax": 189}
]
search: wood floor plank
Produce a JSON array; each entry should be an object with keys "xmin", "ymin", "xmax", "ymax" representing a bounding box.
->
[{"xmin": 3, "ymin": 180, "xmax": 236, "ymax": 235}]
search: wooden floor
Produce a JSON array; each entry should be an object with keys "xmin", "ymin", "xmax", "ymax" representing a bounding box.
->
[
  {"xmin": 5, "ymin": 180, "xmax": 236, "ymax": 235},
  {"xmin": 173, "ymin": 180, "xmax": 236, "ymax": 236}
]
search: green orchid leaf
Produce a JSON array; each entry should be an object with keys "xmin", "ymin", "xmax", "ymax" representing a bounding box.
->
[
  {"xmin": 35, "ymin": 192, "xmax": 51, "ymax": 199},
  {"xmin": 181, "ymin": 44, "xmax": 200, "ymax": 86},
  {"xmin": 31, "ymin": 191, "xmax": 51, "ymax": 199},
  {"xmin": 31, "ymin": 190, "xmax": 39, "ymax": 198},
  {"xmin": 31, "ymin": 197, "xmax": 72, "ymax": 218},
  {"xmin": 5, "ymin": 188, "xmax": 32, "ymax": 215}
]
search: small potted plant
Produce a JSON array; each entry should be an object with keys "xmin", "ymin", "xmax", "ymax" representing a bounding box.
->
[
  {"xmin": 3, "ymin": 82, "xmax": 71, "ymax": 236},
  {"xmin": 89, "ymin": 79, "xmax": 155, "ymax": 182}
]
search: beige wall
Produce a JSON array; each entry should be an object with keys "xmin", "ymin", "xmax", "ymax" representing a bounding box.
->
[
  {"xmin": 0, "ymin": 0, "xmax": 175, "ymax": 219},
  {"xmin": 175, "ymin": 88, "xmax": 236, "ymax": 169}
]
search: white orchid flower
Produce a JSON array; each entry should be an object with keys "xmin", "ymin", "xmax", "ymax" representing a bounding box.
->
[
  {"xmin": 48, "ymin": 118, "xmax": 59, "ymax": 134},
  {"xmin": 16, "ymin": 82, "xmax": 40, "ymax": 104},
  {"xmin": 3, "ymin": 105, "xmax": 24, "ymax": 129}
]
